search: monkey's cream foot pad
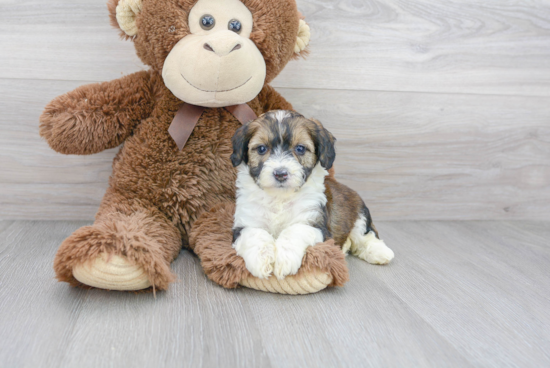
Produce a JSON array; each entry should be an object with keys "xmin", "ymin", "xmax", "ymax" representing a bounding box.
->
[
  {"xmin": 239, "ymin": 269, "xmax": 332, "ymax": 295},
  {"xmin": 73, "ymin": 253, "xmax": 151, "ymax": 291}
]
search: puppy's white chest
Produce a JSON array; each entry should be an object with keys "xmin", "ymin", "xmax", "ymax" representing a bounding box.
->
[
  {"xmin": 236, "ymin": 188, "xmax": 325, "ymax": 237},
  {"xmin": 233, "ymin": 163, "xmax": 328, "ymax": 238},
  {"xmin": 262, "ymin": 198, "xmax": 300, "ymax": 237}
]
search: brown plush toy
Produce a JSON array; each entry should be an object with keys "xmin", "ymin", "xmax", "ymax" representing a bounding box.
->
[{"xmin": 40, "ymin": 0, "xmax": 349, "ymax": 294}]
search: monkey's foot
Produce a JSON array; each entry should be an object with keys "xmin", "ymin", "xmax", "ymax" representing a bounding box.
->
[{"xmin": 73, "ymin": 253, "xmax": 151, "ymax": 291}]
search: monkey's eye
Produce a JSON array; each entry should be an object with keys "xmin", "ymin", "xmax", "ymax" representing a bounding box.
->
[
  {"xmin": 295, "ymin": 145, "xmax": 306, "ymax": 155},
  {"xmin": 257, "ymin": 145, "xmax": 268, "ymax": 155},
  {"xmin": 228, "ymin": 19, "xmax": 242, "ymax": 33},
  {"xmin": 200, "ymin": 15, "xmax": 216, "ymax": 30}
]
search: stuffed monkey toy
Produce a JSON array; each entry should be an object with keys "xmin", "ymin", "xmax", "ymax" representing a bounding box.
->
[{"xmin": 40, "ymin": 0, "xmax": 349, "ymax": 294}]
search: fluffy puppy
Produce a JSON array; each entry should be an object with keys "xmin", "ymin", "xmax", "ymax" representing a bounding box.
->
[{"xmin": 230, "ymin": 110, "xmax": 394, "ymax": 279}]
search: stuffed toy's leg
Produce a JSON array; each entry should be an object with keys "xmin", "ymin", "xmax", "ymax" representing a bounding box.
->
[
  {"xmin": 54, "ymin": 189, "xmax": 182, "ymax": 291},
  {"xmin": 189, "ymin": 203, "xmax": 349, "ymax": 295}
]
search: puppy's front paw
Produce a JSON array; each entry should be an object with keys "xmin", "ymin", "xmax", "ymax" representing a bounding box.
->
[
  {"xmin": 273, "ymin": 224, "xmax": 323, "ymax": 279},
  {"xmin": 245, "ymin": 241, "xmax": 276, "ymax": 279},
  {"xmin": 233, "ymin": 228, "xmax": 276, "ymax": 279},
  {"xmin": 273, "ymin": 247, "xmax": 305, "ymax": 280}
]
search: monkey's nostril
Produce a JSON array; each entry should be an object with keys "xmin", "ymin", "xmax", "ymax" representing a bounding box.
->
[
  {"xmin": 273, "ymin": 169, "xmax": 289, "ymax": 182},
  {"xmin": 230, "ymin": 44, "xmax": 242, "ymax": 53},
  {"xmin": 203, "ymin": 43, "xmax": 214, "ymax": 52}
]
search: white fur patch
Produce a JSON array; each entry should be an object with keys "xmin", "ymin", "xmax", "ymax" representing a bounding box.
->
[
  {"xmin": 341, "ymin": 237, "xmax": 352, "ymax": 255},
  {"xmin": 273, "ymin": 110, "xmax": 290, "ymax": 123},
  {"xmin": 348, "ymin": 215, "xmax": 394, "ymax": 264}
]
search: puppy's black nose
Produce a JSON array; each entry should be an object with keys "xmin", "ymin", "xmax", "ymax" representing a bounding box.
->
[{"xmin": 273, "ymin": 169, "xmax": 289, "ymax": 182}]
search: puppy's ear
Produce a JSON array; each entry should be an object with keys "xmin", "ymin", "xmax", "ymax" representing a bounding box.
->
[
  {"xmin": 311, "ymin": 119, "xmax": 336, "ymax": 170},
  {"xmin": 230, "ymin": 123, "xmax": 252, "ymax": 167}
]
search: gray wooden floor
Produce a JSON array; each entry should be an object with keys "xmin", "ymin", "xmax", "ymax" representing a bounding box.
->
[{"xmin": 1, "ymin": 220, "xmax": 549, "ymax": 368}]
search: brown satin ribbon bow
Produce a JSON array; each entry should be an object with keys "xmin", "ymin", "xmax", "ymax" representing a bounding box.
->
[{"xmin": 168, "ymin": 103, "xmax": 258, "ymax": 151}]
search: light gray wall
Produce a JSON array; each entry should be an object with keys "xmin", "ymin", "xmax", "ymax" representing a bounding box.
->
[{"xmin": 1, "ymin": 0, "xmax": 549, "ymax": 220}]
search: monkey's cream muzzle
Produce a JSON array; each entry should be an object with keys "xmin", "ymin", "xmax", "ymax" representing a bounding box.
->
[{"xmin": 162, "ymin": 31, "xmax": 266, "ymax": 108}]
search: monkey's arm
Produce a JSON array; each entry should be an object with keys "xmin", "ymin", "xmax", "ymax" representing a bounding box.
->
[
  {"xmin": 39, "ymin": 70, "xmax": 156, "ymax": 155},
  {"xmin": 257, "ymin": 84, "xmax": 294, "ymax": 112}
]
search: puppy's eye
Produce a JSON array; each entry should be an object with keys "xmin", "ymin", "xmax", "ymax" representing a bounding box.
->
[
  {"xmin": 228, "ymin": 19, "xmax": 242, "ymax": 33},
  {"xmin": 257, "ymin": 145, "xmax": 268, "ymax": 155},
  {"xmin": 200, "ymin": 15, "xmax": 216, "ymax": 30},
  {"xmin": 295, "ymin": 145, "xmax": 306, "ymax": 155}
]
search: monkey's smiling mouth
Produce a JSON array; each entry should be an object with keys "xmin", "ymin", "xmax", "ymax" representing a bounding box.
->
[{"xmin": 181, "ymin": 73, "xmax": 252, "ymax": 93}]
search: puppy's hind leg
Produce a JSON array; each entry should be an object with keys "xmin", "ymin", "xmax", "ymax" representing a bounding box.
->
[{"xmin": 349, "ymin": 206, "xmax": 394, "ymax": 265}]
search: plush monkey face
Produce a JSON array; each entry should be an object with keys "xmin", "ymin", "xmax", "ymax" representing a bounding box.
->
[
  {"xmin": 109, "ymin": 0, "xmax": 311, "ymax": 108},
  {"xmin": 162, "ymin": 0, "xmax": 266, "ymax": 107}
]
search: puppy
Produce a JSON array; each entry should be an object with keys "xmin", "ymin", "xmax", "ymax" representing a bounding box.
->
[{"xmin": 230, "ymin": 110, "xmax": 394, "ymax": 280}]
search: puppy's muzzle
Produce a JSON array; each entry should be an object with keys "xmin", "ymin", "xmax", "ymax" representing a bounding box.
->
[{"xmin": 273, "ymin": 169, "xmax": 289, "ymax": 182}]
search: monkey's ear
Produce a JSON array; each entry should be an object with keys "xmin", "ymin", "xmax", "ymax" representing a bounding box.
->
[
  {"xmin": 311, "ymin": 119, "xmax": 336, "ymax": 170},
  {"xmin": 230, "ymin": 123, "xmax": 252, "ymax": 167},
  {"xmin": 108, "ymin": 0, "xmax": 142, "ymax": 37},
  {"xmin": 294, "ymin": 18, "xmax": 311, "ymax": 56}
]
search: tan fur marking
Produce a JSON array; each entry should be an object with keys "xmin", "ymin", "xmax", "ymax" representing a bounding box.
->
[
  {"xmin": 290, "ymin": 122, "xmax": 317, "ymax": 168},
  {"xmin": 325, "ymin": 169, "xmax": 368, "ymax": 247},
  {"xmin": 248, "ymin": 120, "xmax": 273, "ymax": 168}
]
